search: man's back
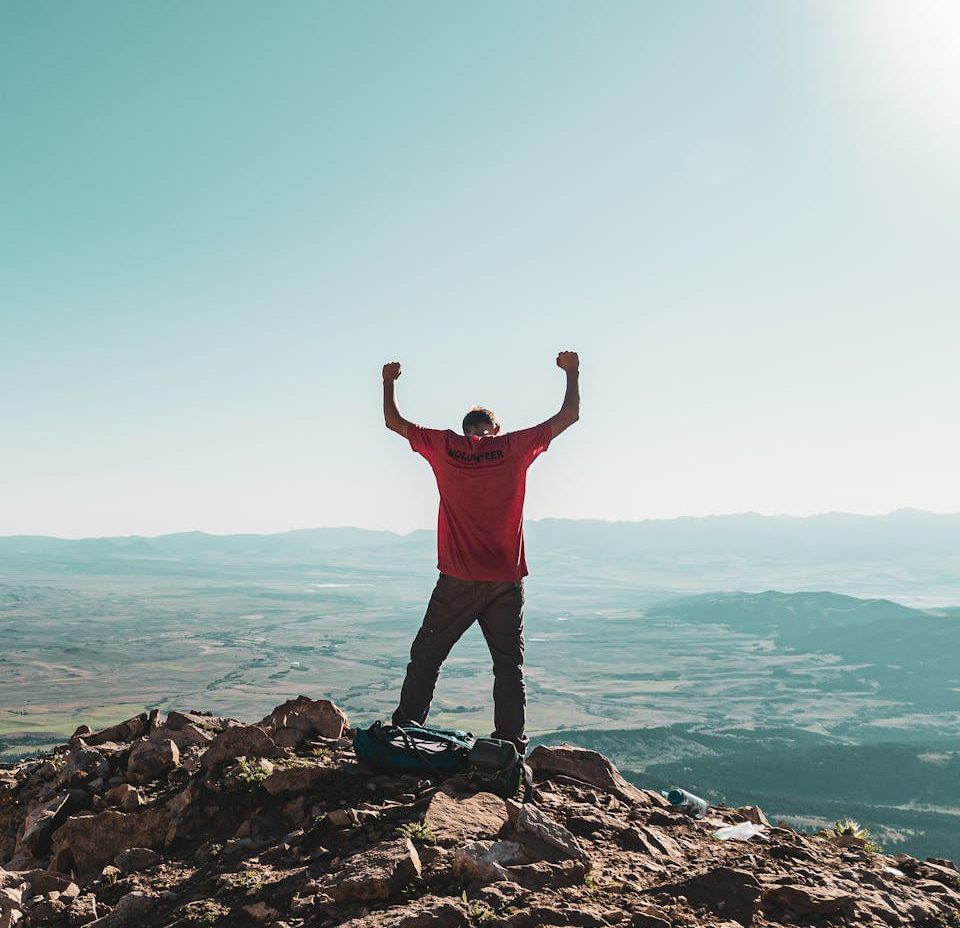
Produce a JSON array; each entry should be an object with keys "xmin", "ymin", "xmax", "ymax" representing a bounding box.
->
[{"xmin": 407, "ymin": 423, "xmax": 553, "ymax": 582}]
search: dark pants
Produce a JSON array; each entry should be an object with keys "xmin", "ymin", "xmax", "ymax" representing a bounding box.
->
[{"xmin": 393, "ymin": 574, "xmax": 528, "ymax": 753}]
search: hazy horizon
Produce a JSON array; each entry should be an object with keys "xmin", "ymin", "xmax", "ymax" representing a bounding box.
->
[{"xmin": 4, "ymin": 506, "xmax": 960, "ymax": 542}]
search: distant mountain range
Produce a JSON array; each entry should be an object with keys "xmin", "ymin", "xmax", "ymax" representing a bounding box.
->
[{"xmin": 2, "ymin": 509, "xmax": 959, "ymax": 564}]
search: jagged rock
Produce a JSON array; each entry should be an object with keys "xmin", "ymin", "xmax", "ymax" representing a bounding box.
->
[
  {"xmin": 165, "ymin": 710, "xmax": 236, "ymax": 733},
  {"xmin": 200, "ymin": 725, "xmax": 279, "ymax": 770},
  {"xmin": 506, "ymin": 906, "xmax": 611, "ymax": 928},
  {"xmin": 126, "ymin": 739, "xmax": 179, "ymax": 784},
  {"xmin": 67, "ymin": 894, "xmax": 98, "ymax": 926},
  {"xmin": 49, "ymin": 808, "xmax": 169, "ymax": 878},
  {"xmin": 0, "ymin": 881, "xmax": 24, "ymax": 927},
  {"xmin": 24, "ymin": 897, "xmax": 67, "ymax": 925},
  {"xmin": 258, "ymin": 695, "xmax": 349, "ymax": 745},
  {"xmin": 19, "ymin": 870, "xmax": 78, "ymax": 896},
  {"xmin": 243, "ymin": 901, "xmax": 280, "ymax": 921},
  {"xmin": 15, "ymin": 793, "xmax": 73, "ymax": 858},
  {"xmin": 738, "ymin": 805, "xmax": 771, "ymax": 827},
  {"xmin": 629, "ymin": 904, "xmax": 672, "ymax": 928},
  {"xmin": 262, "ymin": 763, "xmax": 329, "ymax": 796},
  {"xmin": 517, "ymin": 803, "xmax": 591, "ymax": 866},
  {"xmin": 114, "ymin": 846, "xmax": 160, "ymax": 873},
  {"xmin": 618, "ymin": 824, "xmax": 683, "ymax": 859},
  {"xmin": 527, "ymin": 745, "xmax": 645, "ymax": 803},
  {"xmin": 338, "ymin": 895, "xmax": 468, "ymax": 927},
  {"xmin": 652, "ymin": 866, "xmax": 762, "ymax": 926},
  {"xmin": 505, "ymin": 859, "xmax": 587, "ymax": 889},
  {"xmin": 71, "ymin": 711, "xmax": 157, "ymax": 747},
  {"xmin": 318, "ymin": 837, "xmax": 421, "ymax": 902},
  {"xmin": 453, "ymin": 839, "xmax": 524, "ymax": 883},
  {"xmin": 86, "ymin": 890, "xmax": 155, "ymax": 927},
  {"xmin": 104, "ymin": 784, "xmax": 143, "ymax": 812},
  {"xmin": 423, "ymin": 789, "xmax": 510, "ymax": 846},
  {"xmin": 148, "ymin": 723, "xmax": 213, "ymax": 751},
  {"xmin": 765, "ymin": 882, "xmax": 857, "ymax": 917},
  {"xmin": 57, "ymin": 743, "xmax": 110, "ymax": 787}
]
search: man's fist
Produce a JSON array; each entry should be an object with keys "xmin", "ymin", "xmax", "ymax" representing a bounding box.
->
[
  {"xmin": 382, "ymin": 361, "xmax": 402, "ymax": 382},
  {"xmin": 556, "ymin": 350, "xmax": 579, "ymax": 373}
]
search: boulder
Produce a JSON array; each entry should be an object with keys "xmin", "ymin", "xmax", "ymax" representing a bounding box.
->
[
  {"xmin": 453, "ymin": 840, "xmax": 525, "ymax": 883},
  {"xmin": 423, "ymin": 790, "xmax": 510, "ymax": 846},
  {"xmin": 765, "ymin": 883, "xmax": 857, "ymax": 918},
  {"xmin": 67, "ymin": 894, "xmax": 98, "ymax": 926},
  {"xmin": 262, "ymin": 764, "xmax": 329, "ymax": 796},
  {"xmin": 104, "ymin": 784, "xmax": 144, "ymax": 813},
  {"xmin": 70, "ymin": 711, "xmax": 157, "ymax": 747},
  {"xmin": 57, "ymin": 744, "xmax": 109, "ymax": 787},
  {"xmin": 49, "ymin": 809, "xmax": 169, "ymax": 879},
  {"xmin": 148, "ymin": 723, "xmax": 213, "ymax": 751},
  {"xmin": 114, "ymin": 847, "xmax": 160, "ymax": 873},
  {"xmin": 126, "ymin": 739, "xmax": 179, "ymax": 783},
  {"xmin": 618, "ymin": 825, "xmax": 683, "ymax": 859},
  {"xmin": 517, "ymin": 803, "xmax": 590, "ymax": 866},
  {"xmin": 652, "ymin": 866, "xmax": 762, "ymax": 926},
  {"xmin": 258, "ymin": 696, "xmax": 348, "ymax": 745},
  {"xmin": 15, "ymin": 793, "xmax": 73, "ymax": 858},
  {"xmin": 526, "ymin": 745, "xmax": 644, "ymax": 803},
  {"xmin": 201, "ymin": 726, "xmax": 279, "ymax": 770},
  {"xmin": 738, "ymin": 806, "xmax": 771, "ymax": 827},
  {"xmin": 505, "ymin": 859, "xmax": 587, "ymax": 890},
  {"xmin": 319, "ymin": 838, "xmax": 421, "ymax": 902}
]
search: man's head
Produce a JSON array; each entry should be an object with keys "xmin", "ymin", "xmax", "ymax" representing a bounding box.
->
[{"xmin": 462, "ymin": 406, "xmax": 500, "ymax": 437}]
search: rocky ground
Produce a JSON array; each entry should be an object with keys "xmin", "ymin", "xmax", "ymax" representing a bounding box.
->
[{"xmin": 2, "ymin": 697, "xmax": 959, "ymax": 928}]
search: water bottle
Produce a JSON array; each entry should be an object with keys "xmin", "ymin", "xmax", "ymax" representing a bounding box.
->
[{"xmin": 665, "ymin": 787, "xmax": 709, "ymax": 818}]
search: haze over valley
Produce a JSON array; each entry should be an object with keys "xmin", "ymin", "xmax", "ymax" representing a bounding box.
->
[{"xmin": 2, "ymin": 511, "xmax": 959, "ymax": 861}]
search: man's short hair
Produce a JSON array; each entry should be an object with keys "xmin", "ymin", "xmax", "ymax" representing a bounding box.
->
[{"xmin": 462, "ymin": 406, "xmax": 499, "ymax": 433}]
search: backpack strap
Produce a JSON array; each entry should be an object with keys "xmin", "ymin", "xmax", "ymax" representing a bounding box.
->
[{"xmin": 520, "ymin": 761, "xmax": 534, "ymax": 803}]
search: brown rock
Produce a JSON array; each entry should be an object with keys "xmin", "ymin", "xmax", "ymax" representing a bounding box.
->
[
  {"xmin": 148, "ymin": 723, "xmax": 213, "ymax": 751},
  {"xmin": 738, "ymin": 806, "xmax": 771, "ymax": 827},
  {"xmin": 262, "ymin": 764, "xmax": 329, "ymax": 796},
  {"xmin": 505, "ymin": 859, "xmax": 587, "ymax": 889},
  {"xmin": 653, "ymin": 866, "xmax": 762, "ymax": 926},
  {"xmin": 320, "ymin": 837, "xmax": 422, "ymax": 902},
  {"xmin": 527, "ymin": 745, "xmax": 644, "ymax": 803},
  {"xmin": 765, "ymin": 883, "xmax": 857, "ymax": 918},
  {"xmin": 453, "ymin": 840, "xmax": 525, "ymax": 883},
  {"xmin": 201, "ymin": 725, "xmax": 279, "ymax": 770},
  {"xmin": 16, "ymin": 793, "xmax": 73, "ymax": 857},
  {"xmin": 619, "ymin": 825, "xmax": 683, "ymax": 859},
  {"xmin": 67, "ymin": 893, "xmax": 98, "ymax": 926},
  {"xmin": 105, "ymin": 784, "xmax": 144, "ymax": 812},
  {"xmin": 258, "ymin": 696, "xmax": 348, "ymax": 744},
  {"xmin": 114, "ymin": 847, "xmax": 160, "ymax": 873},
  {"xmin": 630, "ymin": 905, "xmax": 672, "ymax": 928},
  {"xmin": 423, "ymin": 789, "xmax": 510, "ymax": 846},
  {"xmin": 70, "ymin": 711, "xmax": 157, "ymax": 747},
  {"xmin": 517, "ymin": 803, "xmax": 590, "ymax": 866},
  {"xmin": 165, "ymin": 710, "xmax": 237, "ymax": 733},
  {"xmin": 126, "ymin": 739, "xmax": 179, "ymax": 783},
  {"xmin": 49, "ymin": 808, "xmax": 169, "ymax": 879}
]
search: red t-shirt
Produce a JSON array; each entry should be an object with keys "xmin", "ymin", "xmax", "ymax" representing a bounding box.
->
[{"xmin": 408, "ymin": 423, "xmax": 552, "ymax": 582}]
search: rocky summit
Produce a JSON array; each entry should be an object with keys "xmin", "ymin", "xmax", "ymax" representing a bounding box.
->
[{"xmin": 1, "ymin": 698, "xmax": 958, "ymax": 928}]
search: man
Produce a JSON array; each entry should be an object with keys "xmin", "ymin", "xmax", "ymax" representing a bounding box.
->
[{"xmin": 381, "ymin": 351, "xmax": 580, "ymax": 753}]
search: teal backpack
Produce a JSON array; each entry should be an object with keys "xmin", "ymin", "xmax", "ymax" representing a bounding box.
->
[{"xmin": 353, "ymin": 721, "xmax": 532, "ymax": 801}]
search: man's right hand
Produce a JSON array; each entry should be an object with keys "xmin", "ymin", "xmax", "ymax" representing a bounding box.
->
[
  {"xmin": 556, "ymin": 350, "xmax": 579, "ymax": 373},
  {"xmin": 383, "ymin": 361, "xmax": 402, "ymax": 382}
]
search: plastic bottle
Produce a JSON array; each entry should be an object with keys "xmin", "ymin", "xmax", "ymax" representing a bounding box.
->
[{"xmin": 664, "ymin": 787, "xmax": 709, "ymax": 818}]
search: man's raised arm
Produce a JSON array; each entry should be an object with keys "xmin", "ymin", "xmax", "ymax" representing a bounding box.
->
[
  {"xmin": 382, "ymin": 361, "xmax": 411, "ymax": 438},
  {"xmin": 545, "ymin": 350, "xmax": 580, "ymax": 439}
]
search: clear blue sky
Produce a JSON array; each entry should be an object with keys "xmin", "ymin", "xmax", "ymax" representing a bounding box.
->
[{"xmin": 2, "ymin": 2, "xmax": 958, "ymax": 537}]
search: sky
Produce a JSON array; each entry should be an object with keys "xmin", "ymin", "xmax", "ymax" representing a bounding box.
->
[{"xmin": 2, "ymin": 1, "xmax": 959, "ymax": 538}]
